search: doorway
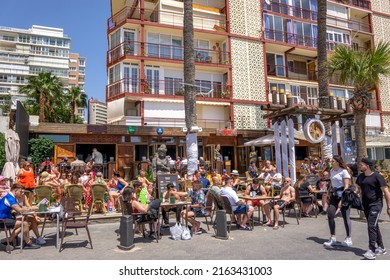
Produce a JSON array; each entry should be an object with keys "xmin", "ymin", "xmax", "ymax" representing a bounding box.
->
[{"xmin": 75, "ymin": 144, "xmax": 116, "ymax": 163}]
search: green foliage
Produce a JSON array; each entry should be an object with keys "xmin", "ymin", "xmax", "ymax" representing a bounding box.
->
[
  {"xmin": 28, "ymin": 137, "xmax": 54, "ymax": 165},
  {"xmin": 0, "ymin": 133, "xmax": 5, "ymax": 170},
  {"xmin": 19, "ymin": 72, "xmax": 87, "ymax": 123},
  {"xmin": 146, "ymin": 168, "xmax": 154, "ymax": 183}
]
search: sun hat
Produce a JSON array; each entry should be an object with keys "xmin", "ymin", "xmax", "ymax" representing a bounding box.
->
[{"xmin": 231, "ymin": 170, "xmax": 239, "ymax": 176}]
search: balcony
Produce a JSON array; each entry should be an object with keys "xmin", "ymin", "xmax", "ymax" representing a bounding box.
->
[
  {"xmin": 264, "ymin": 2, "xmax": 317, "ymax": 21},
  {"xmin": 124, "ymin": 116, "xmax": 231, "ymax": 129},
  {"xmin": 265, "ymin": 29, "xmax": 317, "ymax": 48},
  {"xmin": 107, "ymin": 40, "xmax": 230, "ymax": 66},
  {"xmin": 327, "ymin": 15, "xmax": 371, "ymax": 33},
  {"xmin": 106, "ymin": 78, "xmax": 232, "ymax": 101},
  {"xmin": 331, "ymin": 0, "xmax": 371, "ymax": 10},
  {"xmin": 107, "ymin": 7, "xmax": 227, "ymax": 33}
]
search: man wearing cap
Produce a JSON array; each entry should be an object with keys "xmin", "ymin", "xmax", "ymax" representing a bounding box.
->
[{"xmin": 356, "ymin": 158, "xmax": 390, "ymax": 260}]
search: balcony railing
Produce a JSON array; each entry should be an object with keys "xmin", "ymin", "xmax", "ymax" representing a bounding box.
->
[
  {"xmin": 331, "ymin": 0, "xmax": 371, "ymax": 10},
  {"xmin": 107, "ymin": 78, "xmax": 231, "ymax": 100},
  {"xmin": 264, "ymin": 2, "xmax": 318, "ymax": 21},
  {"xmin": 107, "ymin": 7, "xmax": 227, "ymax": 33},
  {"xmin": 107, "ymin": 40, "xmax": 230, "ymax": 65},
  {"xmin": 327, "ymin": 15, "xmax": 371, "ymax": 33},
  {"xmin": 265, "ymin": 29, "xmax": 317, "ymax": 48}
]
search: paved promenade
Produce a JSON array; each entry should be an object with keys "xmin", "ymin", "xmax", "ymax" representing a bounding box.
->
[{"xmin": 1, "ymin": 206, "xmax": 389, "ymax": 260}]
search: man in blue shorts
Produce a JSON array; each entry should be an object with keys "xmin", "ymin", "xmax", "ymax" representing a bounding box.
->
[
  {"xmin": 0, "ymin": 184, "xmax": 40, "ymax": 249},
  {"xmin": 221, "ymin": 178, "xmax": 254, "ymax": 230}
]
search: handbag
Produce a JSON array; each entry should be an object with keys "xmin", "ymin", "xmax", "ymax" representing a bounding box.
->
[
  {"xmin": 181, "ymin": 225, "xmax": 192, "ymax": 240},
  {"xmin": 169, "ymin": 222, "xmax": 183, "ymax": 240},
  {"xmin": 341, "ymin": 188, "xmax": 363, "ymax": 210}
]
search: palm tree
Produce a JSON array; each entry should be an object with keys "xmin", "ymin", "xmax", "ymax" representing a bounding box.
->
[
  {"xmin": 328, "ymin": 41, "xmax": 390, "ymax": 163},
  {"xmin": 183, "ymin": 0, "xmax": 198, "ymax": 178},
  {"xmin": 19, "ymin": 72, "xmax": 63, "ymax": 122},
  {"xmin": 68, "ymin": 86, "xmax": 87, "ymax": 123},
  {"xmin": 317, "ymin": 0, "xmax": 332, "ymax": 159}
]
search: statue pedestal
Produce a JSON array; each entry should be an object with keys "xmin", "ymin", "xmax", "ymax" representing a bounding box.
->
[
  {"xmin": 123, "ymin": 166, "xmax": 131, "ymax": 182},
  {"xmin": 216, "ymin": 160, "xmax": 223, "ymax": 174}
]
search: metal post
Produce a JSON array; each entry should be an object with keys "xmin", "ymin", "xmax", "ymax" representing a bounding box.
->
[{"xmin": 118, "ymin": 215, "xmax": 135, "ymax": 250}]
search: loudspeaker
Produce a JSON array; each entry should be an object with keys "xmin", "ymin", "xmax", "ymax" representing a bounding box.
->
[
  {"xmin": 118, "ymin": 215, "xmax": 135, "ymax": 250},
  {"xmin": 214, "ymin": 209, "xmax": 228, "ymax": 240}
]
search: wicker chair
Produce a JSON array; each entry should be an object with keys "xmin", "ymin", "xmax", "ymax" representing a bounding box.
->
[
  {"xmin": 67, "ymin": 184, "xmax": 84, "ymax": 212},
  {"xmin": 91, "ymin": 184, "xmax": 107, "ymax": 214}
]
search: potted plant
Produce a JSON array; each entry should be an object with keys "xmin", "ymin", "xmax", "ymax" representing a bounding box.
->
[{"xmin": 175, "ymin": 89, "xmax": 185, "ymax": 96}]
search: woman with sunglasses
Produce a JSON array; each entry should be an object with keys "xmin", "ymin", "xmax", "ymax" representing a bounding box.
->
[{"xmin": 323, "ymin": 155, "xmax": 353, "ymax": 248}]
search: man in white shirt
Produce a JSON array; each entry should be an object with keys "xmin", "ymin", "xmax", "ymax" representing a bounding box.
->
[
  {"xmin": 220, "ymin": 178, "xmax": 254, "ymax": 231},
  {"xmin": 91, "ymin": 148, "xmax": 103, "ymax": 164}
]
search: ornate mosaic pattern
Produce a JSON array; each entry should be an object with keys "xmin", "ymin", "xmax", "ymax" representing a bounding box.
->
[
  {"xmin": 231, "ymin": 38, "xmax": 265, "ymax": 101},
  {"xmin": 229, "ymin": 0, "xmax": 261, "ymax": 37},
  {"xmin": 372, "ymin": 13, "xmax": 390, "ymax": 112},
  {"xmin": 234, "ymin": 103, "xmax": 267, "ymax": 129},
  {"xmin": 382, "ymin": 114, "xmax": 390, "ymax": 134},
  {"xmin": 371, "ymin": 0, "xmax": 390, "ymax": 14}
]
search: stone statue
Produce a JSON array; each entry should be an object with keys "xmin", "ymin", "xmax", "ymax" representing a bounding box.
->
[
  {"xmin": 155, "ymin": 144, "xmax": 170, "ymax": 174},
  {"xmin": 249, "ymin": 145, "xmax": 257, "ymax": 164},
  {"xmin": 214, "ymin": 144, "xmax": 222, "ymax": 162}
]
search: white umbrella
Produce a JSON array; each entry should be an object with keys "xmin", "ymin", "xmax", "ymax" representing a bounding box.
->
[
  {"xmin": 2, "ymin": 129, "xmax": 20, "ymax": 181},
  {"xmin": 244, "ymin": 134, "xmax": 299, "ymax": 147}
]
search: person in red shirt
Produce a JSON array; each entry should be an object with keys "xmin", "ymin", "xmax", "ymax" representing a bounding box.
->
[{"xmin": 16, "ymin": 161, "xmax": 36, "ymax": 205}]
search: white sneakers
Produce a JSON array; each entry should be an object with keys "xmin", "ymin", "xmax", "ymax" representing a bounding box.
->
[
  {"xmin": 36, "ymin": 236, "xmax": 46, "ymax": 245},
  {"xmin": 363, "ymin": 249, "xmax": 376, "ymax": 260},
  {"xmin": 375, "ymin": 247, "xmax": 387, "ymax": 256},
  {"xmin": 323, "ymin": 237, "xmax": 337, "ymax": 247},
  {"xmin": 341, "ymin": 237, "xmax": 353, "ymax": 247}
]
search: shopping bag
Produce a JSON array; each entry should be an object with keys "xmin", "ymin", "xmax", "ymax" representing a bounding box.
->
[
  {"xmin": 169, "ymin": 222, "xmax": 183, "ymax": 240},
  {"xmin": 181, "ymin": 225, "xmax": 192, "ymax": 240}
]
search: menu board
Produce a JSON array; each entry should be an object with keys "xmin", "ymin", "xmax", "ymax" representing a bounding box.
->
[
  {"xmin": 306, "ymin": 175, "xmax": 319, "ymax": 186},
  {"xmin": 157, "ymin": 174, "xmax": 178, "ymax": 198}
]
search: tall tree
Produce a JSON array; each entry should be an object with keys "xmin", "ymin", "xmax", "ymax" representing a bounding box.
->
[
  {"xmin": 68, "ymin": 86, "xmax": 87, "ymax": 123},
  {"xmin": 328, "ymin": 42, "xmax": 390, "ymax": 163},
  {"xmin": 19, "ymin": 72, "xmax": 63, "ymax": 122},
  {"xmin": 317, "ymin": 0, "xmax": 332, "ymax": 159},
  {"xmin": 183, "ymin": 0, "xmax": 198, "ymax": 178}
]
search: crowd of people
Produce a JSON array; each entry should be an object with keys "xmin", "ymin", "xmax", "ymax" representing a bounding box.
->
[{"xmin": 0, "ymin": 151, "xmax": 389, "ymax": 260}]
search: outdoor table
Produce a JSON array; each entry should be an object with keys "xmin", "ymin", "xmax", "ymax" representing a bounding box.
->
[
  {"xmin": 238, "ymin": 195, "xmax": 276, "ymax": 225},
  {"xmin": 160, "ymin": 201, "xmax": 191, "ymax": 227},
  {"xmin": 310, "ymin": 189, "xmax": 327, "ymax": 212},
  {"xmin": 20, "ymin": 207, "xmax": 60, "ymax": 252}
]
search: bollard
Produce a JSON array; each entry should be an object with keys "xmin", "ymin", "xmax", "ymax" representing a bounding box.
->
[
  {"xmin": 118, "ymin": 215, "xmax": 135, "ymax": 250},
  {"xmin": 214, "ymin": 210, "xmax": 228, "ymax": 240}
]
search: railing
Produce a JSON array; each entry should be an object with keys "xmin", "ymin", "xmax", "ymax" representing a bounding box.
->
[
  {"xmin": 331, "ymin": 0, "xmax": 371, "ymax": 10},
  {"xmin": 327, "ymin": 15, "xmax": 371, "ymax": 33},
  {"xmin": 264, "ymin": 29, "xmax": 351, "ymax": 51},
  {"xmin": 264, "ymin": 29, "xmax": 317, "ymax": 48},
  {"xmin": 107, "ymin": 7, "xmax": 227, "ymax": 33},
  {"xmin": 267, "ymin": 64, "xmax": 317, "ymax": 81},
  {"xmin": 107, "ymin": 78, "xmax": 231, "ymax": 100},
  {"xmin": 264, "ymin": 2, "xmax": 318, "ymax": 21},
  {"xmin": 107, "ymin": 40, "xmax": 230, "ymax": 65}
]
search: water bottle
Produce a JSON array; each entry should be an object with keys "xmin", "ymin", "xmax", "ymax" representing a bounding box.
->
[{"xmin": 108, "ymin": 201, "xmax": 113, "ymax": 213}]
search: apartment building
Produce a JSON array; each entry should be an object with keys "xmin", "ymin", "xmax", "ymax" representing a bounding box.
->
[
  {"xmin": 106, "ymin": 0, "xmax": 390, "ymax": 170},
  {"xmin": 0, "ymin": 25, "xmax": 86, "ymax": 121},
  {"xmin": 88, "ymin": 98, "xmax": 107, "ymax": 124},
  {"xmin": 69, "ymin": 53, "xmax": 87, "ymax": 121}
]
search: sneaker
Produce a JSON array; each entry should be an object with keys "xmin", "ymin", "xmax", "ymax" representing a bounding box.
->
[
  {"xmin": 36, "ymin": 236, "xmax": 46, "ymax": 245},
  {"xmin": 23, "ymin": 242, "xmax": 41, "ymax": 249},
  {"xmin": 323, "ymin": 237, "xmax": 337, "ymax": 247},
  {"xmin": 341, "ymin": 237, "xmax": 353, "ymax": 247},
  {"xmin": 363, "ymin": 249, "xmax": 376, "ymax": 260},
  {"xmin": 375, "ymin": 247, "xmax": 387, "ymax": 256}
]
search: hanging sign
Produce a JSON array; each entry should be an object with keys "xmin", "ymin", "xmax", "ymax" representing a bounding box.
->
[
  {"xmin": 303, "ymin": 119, "xmax": 325, "ymax": 143},
  {"xmin": 156, "ymin": 127, "xmax": 164, "ymax": 135}
]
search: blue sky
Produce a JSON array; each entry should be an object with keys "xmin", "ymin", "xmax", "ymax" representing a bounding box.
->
[{"xmin": 0, "ymin": 0, "xmax": 110, "ymax": 102}]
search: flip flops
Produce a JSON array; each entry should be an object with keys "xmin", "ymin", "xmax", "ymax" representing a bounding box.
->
[{"xmin": 239, "ymin": 226, "xmax": 252, "ymax": 231}]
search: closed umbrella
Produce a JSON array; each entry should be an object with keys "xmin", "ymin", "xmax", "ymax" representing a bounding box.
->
[{"xmin": 1, "ymin": 129, "xmax": 20, "ymax": 182}]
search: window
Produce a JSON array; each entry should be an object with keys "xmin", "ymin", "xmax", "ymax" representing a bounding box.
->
[
  {"xmin": 194, "ymin": 39, "xmax": 210, "ymax": 62},
  {"xmin": 165, "ymin": 77, "xmax": 183, "ymax": 95},
  {"xmin": 264, "ymin": 14, "xmax": 284, "ymax": 42},
  {"xmin": 330, "ymin": 88, "xmax": 349, "ymax": 108},
  {"xmin": 267, "ymin": 53, "xmax": 285, "ymax": 77}
]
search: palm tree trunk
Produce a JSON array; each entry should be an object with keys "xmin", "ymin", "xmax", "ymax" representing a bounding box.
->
[
  {"xmin": 354, "ymin": 109, "xmax": 366, "ymax": 164},
  {"xmin": 183, "ymin": 0, "xmax": 198, "ymax": 178},
  {"xmin": 39, "ymin": 88, "xmax": 45, "ymax": 122},
  {"xmin": 70, "ymin": 101, "xmax": 75, "ymax": 124},
  {"xmin": 317, "ymin": 0, "xmax": 332, "ymax": 159}
]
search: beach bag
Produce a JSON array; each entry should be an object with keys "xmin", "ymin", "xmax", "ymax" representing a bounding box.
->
[{"xmin": 170, "ymin": 222, "xmax": 183, "ymax": 240}]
